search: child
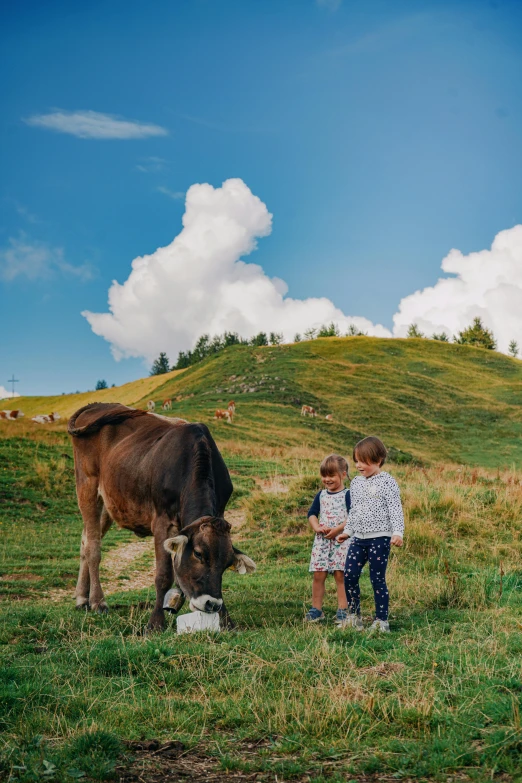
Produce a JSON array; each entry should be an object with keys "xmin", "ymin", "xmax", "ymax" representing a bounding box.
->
[
  {"xmin": 305, "ymin": 454, "xmax": 351, "ymax": 624},
  {"xmin": 337, "ymin": 436, "xmax": 404, "ymax": 633}
]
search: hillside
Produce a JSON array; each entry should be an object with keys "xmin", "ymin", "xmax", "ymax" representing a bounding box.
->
[
  {"xmin": 8, "ymin": 337, "xmax": 522, "ymax": 467},
  {"xmin": 9, "ymin": 368, "xmax": 184, "ymax": 419}
]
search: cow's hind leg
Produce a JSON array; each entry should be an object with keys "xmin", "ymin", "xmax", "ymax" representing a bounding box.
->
[{"xmin": 76, "ymin": 482, "xmax": 110, "ymax": 613}]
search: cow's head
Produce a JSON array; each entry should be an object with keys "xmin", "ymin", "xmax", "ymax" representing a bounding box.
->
[{"xmin": 164, "ymin": 516, "xmax": 256, "ymax": 613}]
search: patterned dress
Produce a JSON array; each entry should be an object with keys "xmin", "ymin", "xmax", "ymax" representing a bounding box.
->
[{"xmin": 308, "ymin": 488, "xmax": 351, "ymax": 573}]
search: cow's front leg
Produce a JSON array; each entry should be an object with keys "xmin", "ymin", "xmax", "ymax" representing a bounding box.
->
[
  {"xmin": 218, "ymin": 602, "xmax": 236, "ymax": 631},
  {"xmin": 148, "ymin": 526, "xmax": 174, "ymax": 631}
]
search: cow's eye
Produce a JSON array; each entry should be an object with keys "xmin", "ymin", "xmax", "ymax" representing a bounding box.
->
[{"xmin": 193, "ymin": 549, "xmax": 203, "ymax": 561}]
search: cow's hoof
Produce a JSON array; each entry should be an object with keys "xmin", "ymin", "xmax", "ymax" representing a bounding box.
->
[
  {"xmin": 92, "ymin": 603, "xmax": 109, "ymax": 614},
  {"xmin": 75, "ymin": 600, "xmax": 90, "ymax": 611}
]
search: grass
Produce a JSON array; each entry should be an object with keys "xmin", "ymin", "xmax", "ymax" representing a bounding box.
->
[
  {"xmin": 1, "ymin": 420, "xmax": 522, "ymax": 782},
  {"xmin": 2, "ymin": 338, "xmax": 522, "ymax": 780}
]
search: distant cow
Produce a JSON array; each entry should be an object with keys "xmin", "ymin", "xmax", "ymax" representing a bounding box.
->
[
  {"xmin": 32, "ymin": 413, "xmax": 61, "ymax": 424},
  {"xmin": 301, "ymin": 405, "xmax": 316, "ymax": 417},
  {"xmin": 67, "ymin": 403, "xmax": 255, "ymax": 631},
  {"xmin": 228, "ymin": 401, "xmax": 236, "ymax": 414},
  {"xmin": 162, "ymin": 399, "xmax": 172, "ymax": 411},
  {"xmin": 0, "ymin": 410, "xmax": 24, "ymax": 420},
  {"xmin": 215, "ymin": 409, "xmax": 233, "ymax": 423},
  {"xmin": 147, "ymin": 400, "xmax": 155, "ymax": 411},
  {"xmin": 325, "ymin": 414, "xmax": 333, "ymax": 421}
]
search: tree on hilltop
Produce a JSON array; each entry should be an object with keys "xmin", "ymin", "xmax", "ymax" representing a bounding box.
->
[
  {"xmin": 150, "ymin": 352, "xmax": 171, "ymax": 375},
  {"xmin": 407, "ymin": 324, "xmax": 424, "ymax": 338},
  {"xmin": 95, "ymin": 379, "xmax": 108, "ymax": 390},
  {"xmin": 346, "ymin": 324, "xmax": 367, "ymax": 336},
  {"xmin": 432, "ymin": 332, "xmax": 449, "ymax": 342},
  {"xmin": 304, "ymin": 327, "xmax": 317, "ymax": 340},
  {"xmin": 251, "ymin": 332, "xmax": 268, "ymax": 346},
  {"xmin": 509, "ymin": 339, "xmax": 519, "ymax": 358},
  {"xmin": 455, "ymin": 317, "xmax": 496, "ymax": 350},
  {"xmin": 318, "ymin": 322, "xmax": 340, "ymax": 338},
  {"xmin": 294, "ymin": 333, "xmax": 302, "ymax": 342},
  {"xmin": 269, "ymin": 332, "xmax": 283, "ymax": 345}
]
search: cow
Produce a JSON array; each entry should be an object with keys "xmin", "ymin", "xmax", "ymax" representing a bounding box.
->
[
  {"xmin": 31, "ymin": 412, "xmax": 61, "ymax": 424},
  {"xmin": 162, "ymin": 399, "xmax": 172, "ymax": 411},
  {"xmin": 215, "ymin": 409, "xmax": 233, "ymax": 423},
  {"xmin": 0, "ymin": 410, "xmax": 24, "ymax": 420},
  {"xmin": 147, "ymin": 400, "xmax": 155, "ymax": 411},
  {"xmin": 301, "ymin": 405, "xmax": 316, "ymax": 417},
  {"xmin": 67, "ymin": 403, "xmax": 255, "ymax": 631},
  {"xmin": 325, "ymin": 414, "xmax": 333, "ymax": 421},
  {"xmin": 228, "ymin": 401, "xmax": 236, "ymax": 414}
]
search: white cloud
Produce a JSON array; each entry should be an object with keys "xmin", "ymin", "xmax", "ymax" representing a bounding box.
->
[
  {"xmin": 83, "ymin": 178, "xmax": 390, "ymax": 362},
  {"xmin": 156, "ymin": 186, "xmax": 185, "ymax": 199},
  {"xmin": 0, "ymin": 387, "xmax": 20, "ymax": 400},
  {"xmin": 25, "ymin": 110, "xmax": 168, "ymax": 140},
  {"xmin": 0, "ymin": 234, "xmax": 94, "ymax": 281},
  {"xmin": 392, "ymin": 225, "xmax": 522, "ymax": 351}
]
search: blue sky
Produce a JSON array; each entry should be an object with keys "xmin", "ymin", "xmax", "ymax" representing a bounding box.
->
[{"xmin": 1, "ymin": 0, "xmax": 522, "ymax": 396}]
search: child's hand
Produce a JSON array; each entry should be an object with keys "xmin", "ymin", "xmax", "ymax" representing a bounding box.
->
[
  {"xmin": 336, "ymin": 532, "xmax": 349, "ymax": 543},
  {"xmin": 391, "ymin": 535, "xmax": 403, "ymax": 547},
  {"xmin": 324, "ymin": 528, "xmax": 338, "ymax": 540}
]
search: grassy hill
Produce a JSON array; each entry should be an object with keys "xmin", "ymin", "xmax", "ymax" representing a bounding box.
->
[
  {"xmin": 134, "ymin": 337, "xmax": 522, "ymax": 468},
  {"xmin": 2, "ymin": 336, "xmax": 522, "ymax": 780},
  {"xmin": 8, "ymin": 368, "xmax": 184, "ymax": 419},
  {"xmin": 9, "ymin": 336, "xmax": 522, "ymax": 468}
]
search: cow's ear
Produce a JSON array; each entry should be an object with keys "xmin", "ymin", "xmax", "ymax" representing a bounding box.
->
[
  {"xmin": 164, "ymin": 535, "xmax": 188, "ymax": 557},
  {"xmin": 229, "ymin": 547, "xmax": 256, "ymax": 575}
]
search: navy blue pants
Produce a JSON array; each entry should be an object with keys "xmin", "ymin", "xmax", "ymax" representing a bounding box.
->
[{"xmin": 344, "ymin": 536, "xmax": 391, "ymax": 621}]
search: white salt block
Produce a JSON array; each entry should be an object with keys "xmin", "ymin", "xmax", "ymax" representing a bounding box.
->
[{"xmin": 176, "ymin": 610, "xmax": 220, "ymax": 635}]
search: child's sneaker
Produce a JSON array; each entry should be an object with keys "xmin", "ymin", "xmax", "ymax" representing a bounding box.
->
[
  {"xmin": 304, "ymin": 607, "xmax": 326, "ymax": 623},
  {"xmin": 368, "ymin": 619, "xmax": 390, "ymax": 633},
  {"xmin": 334, "ymin": 608, "xmax": 349, "ymax": 624},
  {"xmin": 338, "ymin": 613, "xmax": 364, "ymax": 631}
]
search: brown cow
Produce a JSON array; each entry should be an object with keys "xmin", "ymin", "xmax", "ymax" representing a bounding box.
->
[
  {"xmin": 162, "ymin": 399, "xmax": 172, "ymax": 411},
  {"xmin": 68, "ymin": 403, "xmax": 255, "ymax": 631},
  {"xmin": 228, "ymin": 401, "xmax": 236, "ymax": 414},
  {"xmin": 32, "ymin": 412, "xmax": 61, "ymax": 424},
  {"xmin": 0, "ymin": 410, "xmax": 24, "ymax": 420},
  {"xmin": 325, "ymin": 414, "xmax": 333, "ymax": 421},
  {"xmin": 301, "ymin": 405, "xmax": 316, "ymax": 417},
  {"xmin": 215, "ymin": 409, "xmax": 233, "ymax": 423}
]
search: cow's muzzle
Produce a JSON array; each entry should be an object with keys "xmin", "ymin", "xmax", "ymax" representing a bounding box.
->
[{"xmin": 189, "ymin": 594, "xmax": 223, "ymax": 613}]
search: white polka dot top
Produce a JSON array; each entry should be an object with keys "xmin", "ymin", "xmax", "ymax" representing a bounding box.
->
[{"xmin": 343, "ymin": 471, "xmax": 404, "ymax": 540}]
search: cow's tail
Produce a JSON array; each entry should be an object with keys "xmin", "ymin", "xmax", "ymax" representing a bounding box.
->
[{"xmin": 67, "ymin": 402, "xmax": 148, "ymax": 438}]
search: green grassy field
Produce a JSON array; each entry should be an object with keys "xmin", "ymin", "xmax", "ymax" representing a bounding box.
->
[{"xmin": 1, "ymin": 337, "xmax": 522, "ymax": 782}]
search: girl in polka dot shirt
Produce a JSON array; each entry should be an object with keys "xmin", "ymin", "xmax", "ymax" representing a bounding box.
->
[{"xmin": 337, "ymin": 436, "xmax": 404, "ymax": 633}]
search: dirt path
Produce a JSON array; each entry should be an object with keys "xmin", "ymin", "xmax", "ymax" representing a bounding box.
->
[{"xmin": 49, "ymin": 509, "xmax": 247, "ymax": 603}]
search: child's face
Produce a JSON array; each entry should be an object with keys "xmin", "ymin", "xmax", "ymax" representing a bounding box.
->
[
  {"xmin": 354, "ymin": 457, "xmax": 381, "ymax": 478},
  {"xmin": 321, "ymin": 471, "xmax": 346, "ymax": 492}
]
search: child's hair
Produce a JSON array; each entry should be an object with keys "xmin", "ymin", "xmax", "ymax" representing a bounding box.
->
[
  {"xmin": 320, "ymin": 453, "xmax": 349, "ymax": 477},
  {"xmin": 353, "ymin": 436, "xmax": 387, "ymax": 466}
]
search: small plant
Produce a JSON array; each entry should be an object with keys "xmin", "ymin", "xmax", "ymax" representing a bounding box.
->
[
  {"xmin": 95, "ymin": 379, "xmax": 108, "ymax": 390},
  {"xmin": 455, "ymin": 317, "xmax": 497, "ymax": 350},
  {"xmin": 407, "ymin": 323, "xmax": 424, "ymax": 338},
  {"xmin": 509, "ymin": 339, "xmax": 519, "ymax": 358},
  {"xmin": 150, "ymin": 352, "xmax": 171, "ymax": 375}
]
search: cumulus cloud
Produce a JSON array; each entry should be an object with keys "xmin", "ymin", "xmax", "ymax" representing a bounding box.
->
[
  {"xmin": 0, "ymin": 387, "xmax": 20, "ymax": 400},
  {"xmin": 25, "ymin": 110, "xmax": 168, "ymax": 140},
  {"xmin": 0, "ymin": 234, "xmax": 94, "ymax": 281},
  {"xmin": 393, "ymin": 225, "xmax": 522, "ymax": 352},
  {"xmin": 83, "ymin": 178, "xmax": 390, "ymax": 362}
]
